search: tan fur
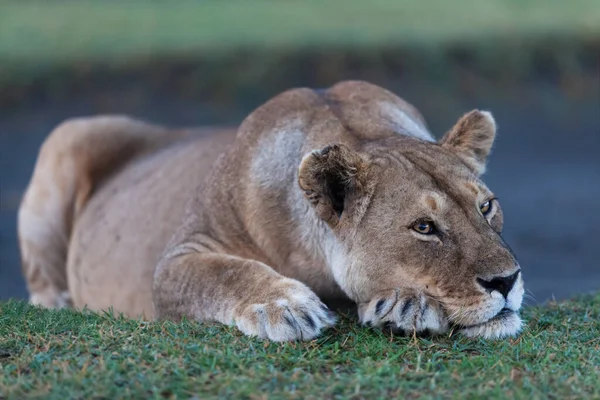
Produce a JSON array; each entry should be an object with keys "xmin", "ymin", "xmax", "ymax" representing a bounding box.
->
[{"xmin": 19, "ymin": 81, "xmax": 524, "ymax": 341}]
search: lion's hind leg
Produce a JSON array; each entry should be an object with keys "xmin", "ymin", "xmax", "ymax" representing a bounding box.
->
[{"xmin": 18, "ymin": 116, "xmax": 179, "ymax": 308}]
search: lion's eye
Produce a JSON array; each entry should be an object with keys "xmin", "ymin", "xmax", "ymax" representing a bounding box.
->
[
  {"xmin": 480, "ymin": 200, "xmax": 492, "ymax": 216},
  {"xmin": 412, "ymin": 221, "xmax": 435, "ymax": 235}
]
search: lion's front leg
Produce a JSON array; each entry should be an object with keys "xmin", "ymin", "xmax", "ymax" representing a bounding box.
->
[
  {"xmin": 153, "ymin": 250, "xmax": 336, "ymax": 342},
  {"xmin": 358, "ymin": 288, "xmax": 448, "ymax": 336}
]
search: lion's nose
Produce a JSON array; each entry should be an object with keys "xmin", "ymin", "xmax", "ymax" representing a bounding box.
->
[{"xmin": 477, "ymin": 270, "xmax": 520, "ymax": 299}]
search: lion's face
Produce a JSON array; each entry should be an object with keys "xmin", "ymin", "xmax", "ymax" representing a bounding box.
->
[
  {"xmin": 299, "ymin": 110, "xmax": 524, "ymax": 338},
  {"xmin": 349, "ymin": 143, "xmax": 523, "ymax": 336}
]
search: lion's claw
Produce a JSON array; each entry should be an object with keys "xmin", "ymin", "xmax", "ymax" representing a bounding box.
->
[{"xmin": 359, "ymin": 289, "xmax": 448, "ymax": 335}]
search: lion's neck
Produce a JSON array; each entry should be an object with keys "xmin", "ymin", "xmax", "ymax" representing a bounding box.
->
[{"xmin": 285, "ymin": 191, "xmax": 350, "ymax": 299}]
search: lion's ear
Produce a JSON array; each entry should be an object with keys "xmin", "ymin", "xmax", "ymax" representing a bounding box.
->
[
  {"xmin": 298, "ymin": 144, "xmax": 369, "ymax": 227},
  {"xmin": 441, "ymin": 110, "xmax": 496, "ymax": 175}
]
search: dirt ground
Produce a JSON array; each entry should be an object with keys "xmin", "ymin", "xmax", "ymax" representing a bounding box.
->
[{"xmin": 1, "ymin": 81, "xmax": 599, "ymax": 305}]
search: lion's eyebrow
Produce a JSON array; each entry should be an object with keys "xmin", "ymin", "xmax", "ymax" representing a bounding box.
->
[
  {"xmin": 464, "ymin": 182, "xmax": 480, "ymax": 196},
  {"xmin": 422, "ymin": 192, "xmax": 446, "ymax": 212},
  {"xmin": 425, "ymin": 196, "xmax": 438, "ymax": 211}
]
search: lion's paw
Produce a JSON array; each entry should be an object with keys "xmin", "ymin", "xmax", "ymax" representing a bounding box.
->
[
  {"xmin": 234, "ymin": 282, "xmax": 336, "ymax": 342},
  {"xmin": 359, "ymin": 289, "xmax": 448, "ymax": 336}
]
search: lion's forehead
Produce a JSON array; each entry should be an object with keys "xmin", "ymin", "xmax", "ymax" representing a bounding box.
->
[
  {"xmin": 418, "ymin": 180, "xmax": 492, "ymax": 209},
  {"xmin": 374, "ymin": 152, "xmax": 492, "ymax": 205}
]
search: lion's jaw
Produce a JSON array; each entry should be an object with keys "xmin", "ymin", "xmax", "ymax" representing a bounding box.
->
[{"xmin": 449, "ymin": 272, "xmax": 525, "ymax": 339}]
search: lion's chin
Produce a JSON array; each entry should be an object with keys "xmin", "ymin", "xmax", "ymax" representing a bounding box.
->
[{"xmin": 456, "ymin": 309, "xmax": 523, "ymax": 339}]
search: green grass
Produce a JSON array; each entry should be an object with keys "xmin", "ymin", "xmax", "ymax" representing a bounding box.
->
[
  {"xmin": 1, "ymin": 295, "xmax": 599, "ymax": 399},
  {"xmin": 1, "ymin": 0, "xmax": 599, "ymax": 63}
]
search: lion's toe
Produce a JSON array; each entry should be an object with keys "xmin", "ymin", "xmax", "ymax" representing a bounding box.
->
[
  {"xmin": 235, "ymin": 293, "xmax": 336, "ymax": 342},
  {"xmin": 361, "ymin": 289, "xmax": 448, "ymax": 336}
]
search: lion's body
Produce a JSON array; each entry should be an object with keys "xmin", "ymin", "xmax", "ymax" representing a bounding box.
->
[
  {"xmin": 68, "ymin": 132, "xmax": 236, "ymax": 318},
  {"xmin": 19, "ymin": 81, "xmax": 524, "ymax": 341},
  {"xmin": 18, "ymin": 117, "xmax": 236, "ymax": 316}
]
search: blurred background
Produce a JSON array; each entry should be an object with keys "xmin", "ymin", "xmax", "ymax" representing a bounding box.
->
[{"xmin": 1, "ymin": 1, "xmax": 598, "ymax": 304}]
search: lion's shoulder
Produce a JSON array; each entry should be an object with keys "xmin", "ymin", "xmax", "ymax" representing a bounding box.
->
[{"xmin": 235, "ymin": 81, "xmax": 433, "ymax": 146}]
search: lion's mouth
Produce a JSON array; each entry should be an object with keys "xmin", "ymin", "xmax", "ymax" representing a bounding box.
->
[
  {"xmin": 453, "ymin": 308, "xmax": 523, "ymax": 339},
  {"xmin": 461, "ymin": 307, "xmax": 514, "ymax": 328}
]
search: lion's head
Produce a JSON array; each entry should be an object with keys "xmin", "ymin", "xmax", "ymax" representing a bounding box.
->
[{"xmin": 298, "ymin": 109, "xmax": 524, "ymax": 338}]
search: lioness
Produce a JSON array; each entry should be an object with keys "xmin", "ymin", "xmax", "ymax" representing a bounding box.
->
[{"xmin": 19, "ymin": 81, "xmax": 524, "ymax": 341}]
